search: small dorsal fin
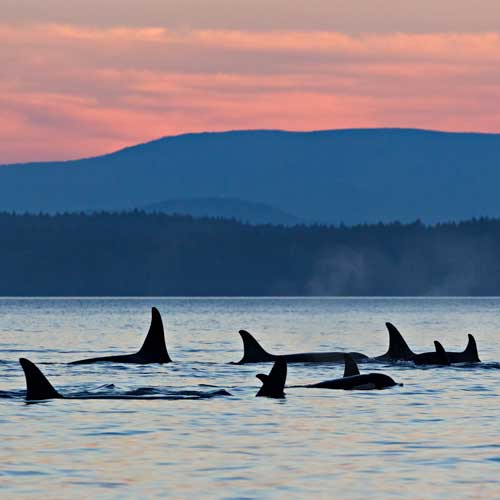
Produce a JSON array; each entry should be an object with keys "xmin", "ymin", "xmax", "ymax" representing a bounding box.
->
[
  {"xmin": 343, "ymin": 354, "xmax": 361, "ymax": 377},
  {"xmin": 19, "ymin": 358, "xmax": 63, "ymax": 400},
  {"xmin": 463, "ymin": 334, "xmax": 480, "ymax": 362},
  {"xmin": 256, "ymin": 357, "xmax": 287, "ymax": 398},
  {"xmin": 434, "ymin": 341, "xmax": 450, "ymax": 365},
  {"xmin": 136, "ymin": 307, "xmax": 171, "ymax": 363},
  {"xmin": 237, "ymin": 330, "xmax": 274, "ymax": 363},
  {"xmin": 383, "ymin": 323, "xmax": 415, "ymax": 360}
]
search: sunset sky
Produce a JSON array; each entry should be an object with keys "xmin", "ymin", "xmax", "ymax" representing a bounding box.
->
[{"xmin": 3, "ymin": 0, "xmax": 500, "ymax": 163}]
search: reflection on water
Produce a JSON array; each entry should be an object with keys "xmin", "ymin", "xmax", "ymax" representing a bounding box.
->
[{"xmin": 0, "ymin": 298, "xmax": 499, "ymax": 498}]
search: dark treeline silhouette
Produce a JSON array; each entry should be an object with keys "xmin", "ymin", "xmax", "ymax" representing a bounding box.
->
[{"xmin": 1, "ymin": 211, "xmax": 500, "ymax": 296}]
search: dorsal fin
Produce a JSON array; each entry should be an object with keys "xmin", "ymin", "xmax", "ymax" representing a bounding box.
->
[
  {"xmin": 256, "ymin": 357, "xmax": 287, "ymax": 398},
  {"xmin": 343, "ymin": 354, "xmax": 361, "ymax": 377},
  {"xmin": 237, "ymin": 330, "xmax": 274, "ymax": 363},
  {"xmin": 19, "ymin": 358, "xmax": 63, "ymax": 400},
  {"xmin": 434, "ymin": 341, "xmax": 450, "ymax": 365},
  {"xmin": 463, "ymin": 334, "xmax": 480, "ymax": 362},
  {"xmin": 383, "ymin": 323, "xmax": 415, "ymax": 360},
  {"xmin": 136, "ymin": 307, "xmax": 171, "ymax": 362}
]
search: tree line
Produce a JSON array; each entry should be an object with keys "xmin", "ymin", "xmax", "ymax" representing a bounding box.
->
[{"xmin": 0, "ymin": 211, "xmax": 499, "ymax": 296}]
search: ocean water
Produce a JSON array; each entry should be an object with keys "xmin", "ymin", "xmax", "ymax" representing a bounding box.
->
[{"xmin": 0, "ymin": 297, "xmax": 499, "ymax": 499}]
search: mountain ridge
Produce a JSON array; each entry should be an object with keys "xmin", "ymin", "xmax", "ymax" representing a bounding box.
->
[
  {"xmin": 4, "ymin": 127, "xmax": 495, "ymax": 168},
  {"xmin": 2, "ymin": 127, "xmax": 500, "ymax": 224}
]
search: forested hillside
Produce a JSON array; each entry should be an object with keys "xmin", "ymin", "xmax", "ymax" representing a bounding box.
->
[{"xmin": 0, "ymin": 212, "xmax": 498, "ymax": 296}]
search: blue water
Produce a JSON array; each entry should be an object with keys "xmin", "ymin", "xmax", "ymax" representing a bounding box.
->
[{"xmin": 0, "ymin": 298, "xmax": 499, "ymax": 498}]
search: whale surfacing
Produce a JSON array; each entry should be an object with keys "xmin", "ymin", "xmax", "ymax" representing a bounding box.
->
[
  {"xmin": 302, "ymin": 354, "xmax": 400, "ymax": 390},
  {"xmin": 235, "ymin": 329, "xmax": 368, "ymax": 364},
  {"xmin": 19, "ymin": 358, "xmax": 64, "ymax": 400},
  {"xmin": 70, "ymin": 307, "xmax": 172, "ymax": 365},
  {"xmin": 447, "ymin": 334, "xmax": 480, "ymax": 363},
  {"xmin": 19, "ymin": 358, "xmax": 231, "ymax": 401},
  {"xmin": 375, "ymin": 323, "xmax": 480, "ymax": 364},
  {"xmin": 412, "ymin": 341, "xmax": 450, "ymax": 366},
  {"xmin": 256, "ymin": 357, "xmax": 287, "ymax": 398}
]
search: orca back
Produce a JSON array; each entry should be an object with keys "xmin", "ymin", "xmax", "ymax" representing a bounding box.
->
[
  {"xmin": 136, "ymin": 307, "xmax": 171, "ymax": 363},
  {"xmin": 434, "ymin": 341, "xmax": 451, "ymax": 366},
  {"xmin": 19, "ymin": 358, "xmax": 63, "ymax": 400},
  {"xmin": 70, "ymin": 307, "xmax": 171, "ymax": 364},
  {"xmin": 343, "ymin": 354, "xmax": 361, "ymax": 377},
  {"xmin": 378, "ymin": 322, "xmax": 415, "ymax": 361},
  {"xmin": 237, "ymin": 330, "xmax": 275, "ymax": 363},
  {"xmin": 256, "ymin": 357, "xmax": 287, "ymax": 398},
  {"xmin": 448, "ymin": 334, "xmax": 481, "ymax": 363}
]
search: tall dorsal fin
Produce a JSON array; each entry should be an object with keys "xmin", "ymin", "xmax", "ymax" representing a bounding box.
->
[
  {"xmin": 434, "ymin": 341, "xmax": 450, "ymax": 366},
  {"xmin": 343, "ymin": 354, "xmax": 360, "ymax": 377},
  {"xmin": 19, "ymin": 358, "xmax": 63, "ymax": 400},
  {"xmin": 256, "ymin": 357, "xmax": 287, "ymax": 398},
  {"xmin": 136, "ymin": 307, "xmax": 171, "ymax": 362},
  {"xmin": 463, "ymin": 334, "xmax": 480, "ymax": 362},
  {"xmin": 383, "ymin": 323, "xmax": 415, "ymax": 360},
  {"xmin": 237, "ymin": 330, "xmax": 274, "ymax": 363}
]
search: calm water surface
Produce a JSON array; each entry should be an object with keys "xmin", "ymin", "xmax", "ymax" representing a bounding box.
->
[{"xmin": 0, "ymin": 298, "xmax": 499, "ymax": 498}]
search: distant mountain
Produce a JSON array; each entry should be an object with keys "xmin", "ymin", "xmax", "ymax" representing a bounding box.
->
[
  {"xmin": 2, "ymin": 128, "xmax": 500, "ymax": 224},
  {"xmin": 142, "ymin": 197, "xmax": 300, "ymax": 225}
]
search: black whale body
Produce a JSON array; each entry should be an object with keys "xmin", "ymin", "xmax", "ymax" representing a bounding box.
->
[
  {"xmin": 375, "ymin": 323, "xmax": 480, "ymax": 365},
  {"xmin": 255, "ymin": 354, "xmax": 401, "ymax": 398},
  {"xmin": 19, "ymin": 358, "xmax": 230, "ymax": 401},
  {"xmin": 255, "ymin": 357, "xmax": 287, "ymax": 398},
  {"xmin": 305, "ymin": 372, "xmax": 398, "ymax": 390},
  {"xmin": 70, "ymin": 307, "xmax": 171, "ymax": 365},
  {"xmin": 236, "ymin": 322, "xmax": 479, "ymax": 367},
  {"xmin": 298, "ymin": 354, "xmax": 400, "ymax": 390},
  {"xmin": 235, "ymin": 329, "xmax": 368, "ymax": 364}
]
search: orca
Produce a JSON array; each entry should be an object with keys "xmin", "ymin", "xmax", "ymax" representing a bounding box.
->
[
  {"xmin": 234, "ymin": 329, "xmax": 368, "ymax": 364},
  {"xmin": 412, "ymin": 341, "xmax": 450, "ymax": 366},
  {"xmin": 19, "ymin": 358, "xmax": 230, "ymax": 401},
  {"xmin": 298, "ymin": 354, "xmax": 401, "ymax": 390},
  {"xmin": 20, "ymin": 358, "xmax": 63, "ymax": 400},
  {"xmin": 447, "ymin": 334, "xmax": 480, "ymax": 363},
  {"xmin": 70, "ymin": 307, "xmax": 172, "ymax": 364},
  {"xmin": 375, "ymin": 323, "xmax": 480, "ymax": 364},
  {"xmin": 256, "ymin": 357, "xmax": 287, "ymax": 398}
]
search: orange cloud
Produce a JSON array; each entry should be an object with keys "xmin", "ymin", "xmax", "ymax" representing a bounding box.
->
[{"xmin": 2, "ymin": 24, "xmax": 500, "ymax": 163}]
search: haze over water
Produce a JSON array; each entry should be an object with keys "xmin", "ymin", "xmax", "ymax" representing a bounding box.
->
[{"xmin": 1, "ymin": 297, "xmax": 499, "ymax": 498}]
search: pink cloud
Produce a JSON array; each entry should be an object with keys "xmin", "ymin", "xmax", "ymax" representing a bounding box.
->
[{"xmin": 2, "ymin": 24, "xmax": 500, "ymax": 163}]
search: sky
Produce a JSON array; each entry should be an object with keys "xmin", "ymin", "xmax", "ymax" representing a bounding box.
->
[{"xmin": 3, "ymin": 0, "xmax": 500, "ymax": 163}]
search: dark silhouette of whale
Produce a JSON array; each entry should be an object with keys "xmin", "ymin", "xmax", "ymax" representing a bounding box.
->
[
  {"xmin": 70, "ymin": 307, "xmax": 171, "ymax": 364},
  {"xmin": 256, "ymin": 357, "xmax": 287, "ymax": 398},
  {"xmin": 375, "ymin": 322, "xmax": 480, "ymax": 364},
  {"xmin": 412, "ymin": 341, "xmax": 450, "ymax": 366},
  {"xmin": 20, "ymin": 358, "xmax": 63, "ymax": 400},
  {"xmin": 297, "ymin": 354, "xmax": 401, "ymax": 390},
  {"xmin": 234, "ymin": 329, "xmax": 368, "ymax": 364},
  {"xmin": 19, "ymin": 358, "xmax": 230, "ymax": 401}
]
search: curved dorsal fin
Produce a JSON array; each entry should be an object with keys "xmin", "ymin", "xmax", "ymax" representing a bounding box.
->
[
  {"xmin": 237, "ymin": 330, "xmax": 274, "ymax": 363},
  {"xmin": 434, "ymin": 341, "xmax": 450, "ymax": 365},
  {"xmin": 383, "ymin": 323, "xmax": 415, "ymax": 360},
  {"xmin": 463, "ymin": 334, "xmax": 480, "ymax": 362},
  {"xmin": 19, "ymin": 358, "xmax": 63, "ymax": 400},
  {"xmin": 343, "ymin": 353, "xmax": 361, "ymax": 377},
  {"xmin": 256, "ymin": 357, "xmax": 287, "ymax": 398},
  {"xmin": 136, "ymin": 307, "xmax": 171, "ymax": 363}
]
